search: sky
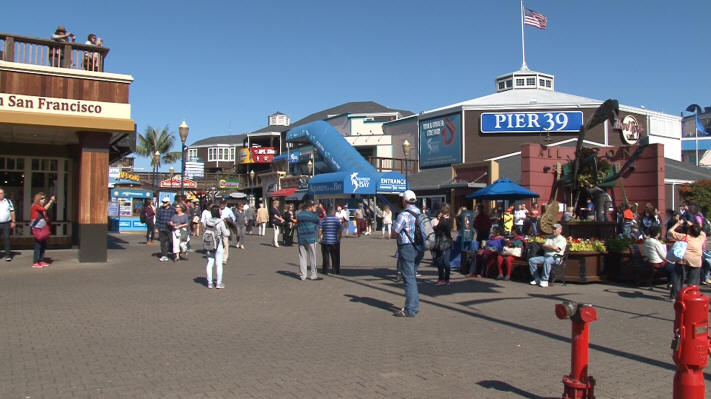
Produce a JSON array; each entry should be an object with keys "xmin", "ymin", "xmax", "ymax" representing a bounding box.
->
[{"xmin": 5, "ymin": 0, "xmax": 710, "ymax": 171}]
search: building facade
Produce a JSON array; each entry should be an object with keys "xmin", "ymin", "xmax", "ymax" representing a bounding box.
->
[{"xmin": 0, "ymin": 33, "xmax": 135, "ymax": 262}]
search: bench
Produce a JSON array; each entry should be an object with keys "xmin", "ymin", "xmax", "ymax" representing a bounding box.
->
[{"xmin": 510, "ymin": 248, "xmax": 570, "ymax": 286}]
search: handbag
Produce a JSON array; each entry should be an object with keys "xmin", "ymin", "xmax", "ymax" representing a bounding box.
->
[
  {"xmin": 192, "ymin": 215, "xmax": 200, "ymax": 224},
  {"xmin": 666, "ymin": 237, "xmax": 688, "ymax": 263},
  {"xmin": 31, "ymin": 215, "xmax": 51, "ymax": 242},
  {"xmin": 502, "ymin": 246, "xmax": 522, "ymax": 257}
]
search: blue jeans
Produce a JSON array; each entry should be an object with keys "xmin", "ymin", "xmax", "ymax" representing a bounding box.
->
[
  {"xmin": 529, "ymin": 255, "xmax": 558, "ymax": 282},
  {"xmin": 398, "ymin": 244, "xmax": 423, "ymax": 316},
  {"xmin": 434, "ymin": 248, "xmax": 451, "ymax": 281},
  {"xmin": 701, "ymin": 250, "xmax": 711, "ymax": 281}
]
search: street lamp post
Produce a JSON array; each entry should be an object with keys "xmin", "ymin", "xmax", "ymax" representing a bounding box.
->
[
  {"xmin": 249, "ymin": 169, "xmax": 255, "ymax": 204},
  {"xmin": 152, "ymin": 151, "xmax": 160, "ymax": 198},
  {"xmin": 402, "ymin": 139, "xmax": 411, "ymax": 189},
  {"xmin": 178, "ymin": 121, "xmax": 190, "ymax": 198}
]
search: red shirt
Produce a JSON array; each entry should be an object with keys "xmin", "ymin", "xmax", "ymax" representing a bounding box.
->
[{"xmin": 31, "ymin": 203, "xmax": 47, "ymax": 222}]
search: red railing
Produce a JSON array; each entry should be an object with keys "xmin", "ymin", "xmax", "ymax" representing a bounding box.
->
[{"xmin": 1, "ymin": 33, "xmax": 110, "ymax": 72}]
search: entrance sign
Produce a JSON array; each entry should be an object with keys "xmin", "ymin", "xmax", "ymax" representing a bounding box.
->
[
  {"xmin": 481, "ymin": 111, "xmax": 583, "ymax": 133},
  {"xmin": 419, "ymin": 113, "xmax": 462, "ymax": 168},
  {"xmin": 615, "ymin": 115, "xmax": 643, "ymax": 145}
]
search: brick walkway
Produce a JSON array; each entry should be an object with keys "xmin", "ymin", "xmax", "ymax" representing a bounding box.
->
[{"xmin": 0, "ymin": 232, "xmax": 708, "ymax": 398}]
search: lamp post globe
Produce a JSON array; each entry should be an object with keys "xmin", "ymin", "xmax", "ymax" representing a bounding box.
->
[
  {"xmin": 249, "ymin": 169, "xmax": 255, "ymax": 201},
  {"xmin": 307, "ymin": 159, "xmax": 313, "ymax": 177},
  {"xmin": 402, "ymin": 139, "xmax": 411, "ymax": 188},
  {"xmin": 178, "ymin": 121, "xmax": 189, "ymax": 197}
]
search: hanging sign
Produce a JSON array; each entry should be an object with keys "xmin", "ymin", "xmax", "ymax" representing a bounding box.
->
[
  {"xmin": 419, "ymin": 113, "xmax": 462, "ymax": 168},
  {"xmin": 160, "ymin": 175, "xmax": 197, "ymax": 188}
]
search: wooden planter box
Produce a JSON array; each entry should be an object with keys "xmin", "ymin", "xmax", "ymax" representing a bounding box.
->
[
  {"xmin": 565, "ymin": 251, "xmax": 604, "ymax": 283},
  {"xmin": 603, "ymin": 245, "xmax": 643, "ymax": 282}
]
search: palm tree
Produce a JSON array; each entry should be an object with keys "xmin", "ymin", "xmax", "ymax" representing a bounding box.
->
[{"xmin": 135, "ymin": 125, "xmax": 181, "ymax": 173}]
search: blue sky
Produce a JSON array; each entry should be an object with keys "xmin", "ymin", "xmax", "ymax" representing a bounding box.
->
[{"xmin": 5, "ymin": 1, "xmax": 710, "ymax": 171}]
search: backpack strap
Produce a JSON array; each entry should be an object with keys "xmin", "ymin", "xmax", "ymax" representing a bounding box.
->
[{"xmin": 403, "ymin": 209, "xmax": 422, "ymax": 248}]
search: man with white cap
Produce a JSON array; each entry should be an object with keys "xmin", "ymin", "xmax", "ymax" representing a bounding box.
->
[
  {"xmin": 392, "ymin": 189, "xmax": 425, "ymax": 317},
  {"xmin": 528, "ymin": 223, "xmax": 566, "ymax": 287},
  {"xmin": 155, "ymin": 197, "xmax": 176, "ymax": 262}
]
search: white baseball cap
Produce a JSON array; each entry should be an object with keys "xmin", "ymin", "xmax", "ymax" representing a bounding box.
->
[
  {"xmin": 161, "ymin": 197, "xmax": 170, "ymax": 203},
  {"xmin": 402, "ymin": 190, "xmax": 416, "ymax": 203}
]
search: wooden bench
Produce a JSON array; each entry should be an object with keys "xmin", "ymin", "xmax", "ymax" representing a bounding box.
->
[{"xmin": 510, "ymin": 249, "xmax": 570, "ymax": 286}]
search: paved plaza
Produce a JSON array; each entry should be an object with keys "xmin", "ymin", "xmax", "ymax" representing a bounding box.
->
[{"xmin": 1, "ymin": 232, "xmax": 709, "ymax": 398}]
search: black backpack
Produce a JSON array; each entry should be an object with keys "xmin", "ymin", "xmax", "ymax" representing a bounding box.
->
[{"xmin": 139, "ymin": 207, "xmax": 146, "ymax": 223}]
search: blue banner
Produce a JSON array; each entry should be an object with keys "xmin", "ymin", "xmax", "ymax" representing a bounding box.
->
[
  {"xmin": 419, "ymin": 113, "xmax": 461, "ymax": 168},
  {"xmin": 378, "ymin": 172, "xmax": 408, "ymax": 193},
  {"xmin": 308, "ymin": 171, "xmax": 376, "ymax": 195},
  {"xmin": 288, "ymin": 151, "xmax": 301, "ymax": 163},
  {"xmin": 481, "ymin": 111, "xmax": 583, "ymax": 133}
]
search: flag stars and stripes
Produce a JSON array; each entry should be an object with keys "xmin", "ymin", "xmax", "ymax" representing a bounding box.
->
[{"xmin": 524, "ymin": 7, "xmax": 547, "ymax": 30}]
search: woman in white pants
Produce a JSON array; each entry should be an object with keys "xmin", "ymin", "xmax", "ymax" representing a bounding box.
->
[
  {"xmin": 205, "ymin": 207, "xmax": 230, "ymax": 289},
  {"xmin": 381, "ymin": 205, "xmax": 392, "ymax": 239}
]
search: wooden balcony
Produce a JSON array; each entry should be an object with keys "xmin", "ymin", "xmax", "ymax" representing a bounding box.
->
[
  {"xmin": 368, "ymin": 156, "xmax": 418, "ymax": 174},
  {"xmin": 1, "ymin": 33, "xmax": 110, "ymax": 72}
]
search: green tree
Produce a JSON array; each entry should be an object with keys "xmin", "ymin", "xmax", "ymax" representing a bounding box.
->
[
  {"xmin": 679, "ymin": 179, "xmax": 711, "ymax": 216},
  {"xmin": 135, "ymin": 125, "xmax": 181, "ymax": 174}
]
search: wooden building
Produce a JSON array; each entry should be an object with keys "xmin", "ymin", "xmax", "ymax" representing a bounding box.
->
[{"xmin": 0, "ymin": 33, "xmax": 135, "ymax": 262}]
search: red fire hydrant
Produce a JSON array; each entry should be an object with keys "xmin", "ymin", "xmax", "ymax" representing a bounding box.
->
[
  {"xmin": 555, "ymin": 301, "xmax": 597, "ymax": 399},
  {"xmin": 672, "ymin": 285, "xmax": 711, "ymax": 399}
]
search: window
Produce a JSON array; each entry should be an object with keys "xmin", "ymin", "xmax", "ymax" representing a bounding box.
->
[
  {"xmin": 187, "ymin": 148, "xmax": 197, "ymax": 159},
  {"xmin": 526, "ymin": 78, "xmax": 535, "ymax": 86},
  {"xmin": 546, "ymin": 80, "xmax": 551, "ymax": 88},
  {"xmin": 498, "ymin": 81, "xmax": 505, "ymax": 90},
  {"xmin": 539, "ymin": 79, "xmax": 545, "ymax": 86},
  {"xmin": 515, "ymin": 78, "xmax": 524, "ymax": 86},
  {"xmin": 505, "ymin": 80, "xmax": 513, "ymax": 88},
  {"xmin": 208, "ymin": 147, "xmax": 235, "ymax": 162}
]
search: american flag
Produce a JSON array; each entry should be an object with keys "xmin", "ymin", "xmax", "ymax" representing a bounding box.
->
[{"xmin": 524, "ymin": 7, "xmax": 547, "ymax": 30}]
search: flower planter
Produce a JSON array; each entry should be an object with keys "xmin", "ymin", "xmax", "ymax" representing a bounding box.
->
[{"xmin": 565, "ymin": 251, "xmax": 604, "ymax": 283}]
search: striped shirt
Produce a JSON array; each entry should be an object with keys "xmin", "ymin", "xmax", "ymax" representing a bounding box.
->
[
  {"xmin": 393, "ymin": 205, "xmax": 421, "ymax": 245},
  {"xmin": 296, "ymin": 211, "xmax": 319, "ymax": 244},
  {"xmin": 319, "ymin": 215, "xmax": 342, "ymax": 244}
]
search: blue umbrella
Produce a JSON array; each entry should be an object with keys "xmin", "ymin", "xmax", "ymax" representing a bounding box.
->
[{"xmin": 466, "ymin": 178, "xmax": 540, "ymax": 200}]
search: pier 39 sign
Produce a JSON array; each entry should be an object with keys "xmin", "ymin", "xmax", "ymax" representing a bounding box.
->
[{"xmin": 480, "ymin": 111, "xmax": 583, "ymax": 133}]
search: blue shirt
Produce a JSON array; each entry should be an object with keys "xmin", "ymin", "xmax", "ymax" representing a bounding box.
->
[
  {"xmin": 319, "ymin": 215, "xmax": 342, "ymax": 244},
  {"xmin": 296, "ymin": 210, "xmax": 319, "ymax": 244},
  {"xmin": 393, "ymin": 204, "xmax": 421, "ymax": 245},
  {"xmin": 156, "ymin": 206, "xmax": 175, "ymax": 232}
]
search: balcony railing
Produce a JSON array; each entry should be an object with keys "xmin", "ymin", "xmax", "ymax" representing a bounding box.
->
[
  {"xmin": 368, "ymin": 156, "xmax": 418, "ymax": 174},
  {"xmin": 1, "ymin": 33, "xmax": 110, "ymax": 72}
]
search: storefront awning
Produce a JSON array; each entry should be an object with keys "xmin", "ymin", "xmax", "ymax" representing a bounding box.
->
[
  {"xmin": 111, "ymin": 189, "xmax": 152, "ymax": 199},
  {"xmin": 285, "ymin": 189, "xmax": 309, "ymax": 202},
  {"xmin": 268, "ymin": 187, "xmax": 298, "ymax": 198}
]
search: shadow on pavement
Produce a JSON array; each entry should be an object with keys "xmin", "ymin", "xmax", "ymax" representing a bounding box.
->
[
  {"xmin": 344, "ymin": 294, "xmax": 398, "ymax": 312},
  {"xmin": 337, "ymin": 275, "xmax": 697, "ymax": 378},
  {"xmin": 417, "ymin": 278, "xmax": 503, "ymax": 297},
  {"xmin": 193, "ymin": 277, "xmax": 209, "ymax": 287},
  {"xmin": 107, "ymin": 234, "xmax": 129, "ymax": 250},
  {"xmin": 276, "ymin": 270, "xmax": 302, "ymax": 280},
  {"xmin": 477, "ymin": 380, "xmax": 557, "ymax": 399}
]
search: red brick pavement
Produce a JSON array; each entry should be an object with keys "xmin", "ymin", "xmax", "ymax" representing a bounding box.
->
[{"xmin": 0, "ymin": 232, "xmax": 708, "ymax": 398}]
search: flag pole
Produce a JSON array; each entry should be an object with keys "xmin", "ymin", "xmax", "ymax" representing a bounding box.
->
[
  {"xmin": 520, "ymin": 0, "xmax": 528, "ymax": 70},
  {"xmin": 696, "ymin": 116, "xmax": 700, "ymax": 166}
]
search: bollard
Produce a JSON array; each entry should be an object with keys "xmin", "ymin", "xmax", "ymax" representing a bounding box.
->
[
  {"xmin": 555, "ymin": 301, "xmax": 597, "ymax": 399},
  {"xmin": 671, "ymin": 285, "xmax": 711, "ymax": 399}
]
